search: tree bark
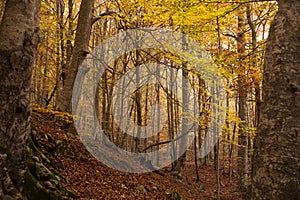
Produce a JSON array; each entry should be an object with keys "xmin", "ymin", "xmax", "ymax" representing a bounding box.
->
[
  {"xmin": 57, "ymin": 0, "xmax": 94, "ymax": 113},
  {"xmin": 0, "ymin": 0, "xmax": 40, "ymax": 198},
  {"xmin": 251, "ymin": 0, "xmax": 300, "ymax": 199},
  {"xmin": 237, "ymin": 6, "xmax": 248, "ymax": 192}
]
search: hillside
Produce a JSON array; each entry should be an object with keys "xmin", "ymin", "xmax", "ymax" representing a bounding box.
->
[{"xmin": 30, "ymin": 110, "xmax": 242, "ymax": 200}]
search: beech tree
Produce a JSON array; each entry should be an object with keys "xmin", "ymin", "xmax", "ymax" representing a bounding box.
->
[
  {"xmin": 0, "ymin": 0, "xmax": 41, "ymax": 199},
  {"xmin": 56, "ymin": 0, "xmax": 113, "ymax": 113},
  {"xmin": 57, "ymin": 0, "xmax": 95, "ymax": 113},
  {"xmin": 252, "ymin": 0, "xmax": 300, "ymax": 199},
  {"xmin": 237, "ymin": 6, "xmax": 248, "ymax": 192}
]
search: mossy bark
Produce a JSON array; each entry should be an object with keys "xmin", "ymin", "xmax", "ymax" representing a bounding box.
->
[
  {"xmin": 0, "ymin": 0, "xmax": 40, "ymax": 198},
  {"xmin": 0, "ymin": 1, "xmax": 77, "ymax": 199},
  {"xmin": 24, "ymin": 130, "xmax": 77, "ymax": 200}
]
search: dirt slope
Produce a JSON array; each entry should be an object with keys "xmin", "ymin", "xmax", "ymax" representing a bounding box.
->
[{"xmin": 30, "ymin": 111, "xmax": 243, "ymax": 200}]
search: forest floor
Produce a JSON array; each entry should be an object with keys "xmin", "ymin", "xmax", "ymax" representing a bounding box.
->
[{"xmin": 30, "ymin": 110, "xmax": 244, "ymax": 200}]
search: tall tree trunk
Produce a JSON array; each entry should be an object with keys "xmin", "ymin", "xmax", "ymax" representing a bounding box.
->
[
  {"xmin": 0, "ymin": 0, "xmax": 40, "ymax": 198},
  {"xmin": 168, "ymin": 66, "xmax": 176, "ymax": 170},
  {"xmin": 174, "ymin": 63, "xmax": 189, "ymax": 179},
  {"xmin": 237, "ymin": 6, "xmax": 248, "ymax": 192},
  {"xmin": 155, "ymin": 64, "xmax": 161, "ymax": 165},
  {"xmin": 134, "ymin": 51, "xmax": 142, "ymax": 152},
  {"xmin": 216, "ymin": 10, "xmax": 221, "ymax": 198},
  {"xmin": 193, "ymin": 76, "xmax": 200, "ymax": 182},
  {"xmin": 246, "ymin": 5, "xmax": 260, "ymax": 130},
  {"xmin": 251, "ymin": 1, "xmax": 300, "ymax": 199},
  {"xmin": 57, "ymin": 0, "xmax": 94, "ymax": 113},
  {"xmin": 229, "ymin": 95, "xmax": 238, "ymax": 181}
]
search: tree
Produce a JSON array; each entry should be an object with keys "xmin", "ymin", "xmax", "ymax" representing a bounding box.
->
[
  {"xmin": 56, "ymin": 0, "xmax": 114, "ymax": 113},
  {"xmin": 237, "ymin": 6, "xmax": 248, "ymax": 192},
  {"xmin": 0, "ymin": 0, "xmax": 41, "ymax": 199},
  {"xmin": 57, "ymin": 0, "xmax": 95, "ymax": 113},
  {"xmin": 251, "ymin": 0, "xmax": 300, "ymax": 199}
]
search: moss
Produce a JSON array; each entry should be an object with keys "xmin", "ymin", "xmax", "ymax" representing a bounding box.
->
[
  {"xmin": 25, "ymin": 142, "xmax": 78, "ymax": 199},
  {"xmin": 24, "ymin": 168, "xmax": 59, "ymax": 200},
  {"xmin": 60, "ymin": 186, "xmax": 78, "ymax": 198},
  {"xmin": 30, "ymin": 124, "xmax": 36, "ymax": 131}
]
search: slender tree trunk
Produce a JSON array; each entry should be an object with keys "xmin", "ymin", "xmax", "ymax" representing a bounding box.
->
[
  {"xmin": 134, "ymin": 51, "xmax": 142, "ymax": 152},
  {"xmin": 216, "ymin": 9, "xmax": 221, "ymax": 198},
  {"xmin": 155, "ymin": 64, "xmax": 161, "ymax": 165},
  {"xmin": 246, "ymin": 5, "xmax": 260, "ymax": 130},
  {"xmin": 192, "ymin": 76, "xmax": 200, "ymax": 182},
  {"xmin": 252, "ymin": 1, "xmax": 300, "ymax": 199},
  {"xmin": 56, "ymin": 0, "xmax": 74, "ymax": 107},
  {"xmin": 237, "ymin": 7, "xmax": 248, "ymax": 192},
  {"xmin": 168, "ymin": 67, "xmax": 176, "ymax": 170},
  {"xmin": 42, "ymin": 30, "xmax": 50, "ymax": 106},
  {"xmin": 0, "ymin": 0, "xmax": 40, "ymax": 198},
  {"xmin": 229, "ymin": 95, "xmax": 238, "ymax": 181}
]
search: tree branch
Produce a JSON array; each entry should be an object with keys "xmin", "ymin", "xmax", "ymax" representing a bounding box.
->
[
  {"xmin": 92, "ymin": 11, "xmax": 116, "ymax": 25},
  {"xmin": 142, "ymin": 126, "xmax": 206, "ymax": 152}
]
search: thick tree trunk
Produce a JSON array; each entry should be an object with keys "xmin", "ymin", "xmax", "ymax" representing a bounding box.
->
[
  {"xmin": 0, "ymin": 0, "xmax": 40, "ymax": 198},
  {"xmin": 57, "ymin": 0, "xmax": 94, "ymax": 113},
  {"xmin": 251, "ymin": 0, "xmax": 300, "ymax": 199}
]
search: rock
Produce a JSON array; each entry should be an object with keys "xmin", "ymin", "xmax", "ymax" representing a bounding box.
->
[
  {"xmin": 35, "ymin": 162, "xmax": 53, "ymax": 180},
  {"xmin": 44, "ymin": 181, "xmax": 56, "ymax": 190},
  {"xmin": 32, "ymin": 156, "xmax": 40, "ymax": 162}
]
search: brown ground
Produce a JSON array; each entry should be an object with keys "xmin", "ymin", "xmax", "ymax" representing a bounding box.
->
[{"xmin": 31, "ymin": 111, "xmax": 243, "ymax": 200}]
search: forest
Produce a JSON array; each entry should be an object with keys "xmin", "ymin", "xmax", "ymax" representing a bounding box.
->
[{"xmin": 0, "ymin": 0, "xmax": 299, "ymax": 199}]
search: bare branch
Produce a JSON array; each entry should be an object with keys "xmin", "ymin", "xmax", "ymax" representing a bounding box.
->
[{"xmin": 92, "ymin": 11, "xmax": 116, "ymax": 25}]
